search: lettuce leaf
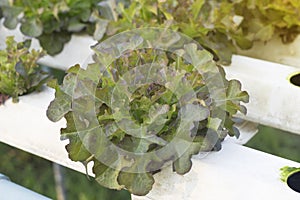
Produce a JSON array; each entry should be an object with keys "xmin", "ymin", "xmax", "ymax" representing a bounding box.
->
[
  {"xmin": 47, "ymin": 30, "xmax": 248, "ymax": 195},
  {"xmin": 0, "ymin": 36, "xmax": 49, "ymax": 103}
]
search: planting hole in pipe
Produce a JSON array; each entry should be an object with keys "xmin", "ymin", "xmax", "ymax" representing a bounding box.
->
[
  {"xmin": 290, "ymin": 73, "xmax": 300, "ymax": 87},
  {"xmin": 287, "ymin": 171, "xmax": 300, "ymax": 193}
]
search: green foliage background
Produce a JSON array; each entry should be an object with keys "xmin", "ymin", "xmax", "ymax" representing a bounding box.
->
[
  {"xmin": 246, "ymin": 125, "xmax": 300, "ymax": 163},
  {"xmin": 1, "ymin": 0, "xmax": 300, "ymax": 63}
]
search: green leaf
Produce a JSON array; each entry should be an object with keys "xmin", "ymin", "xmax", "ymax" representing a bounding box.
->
[
  {"xmin": 47, "ymin": 65, "xmax": 88, "ymax": 121},
  {"xmin": 47, "ymin": 79, "xmax": 58, "ymax": 89},
  {"xmin": 118, "ymin": 136, "xmax": 155, "ymax": 153},
  {"xmin": 67, "ymin": 18, "xmax": 86, "ymax": 32},
  {"xmin": 93, "ymin": 19, "xmax": 109, "ymax": 41},
  {"xmin": 223, "ymin": 79, "xmax": 249, "ymax": 115},
  {"xmin": 254, "ymin": 25, "xmax": 274, "ymax": 41},
  {"xmin": 192, "ymin": 0, "xmax": 205, "ymax": 20},
  {"xmin": 280, "ymin": 166, "xmax": 300, "ymax": 183},
  {"xmin": 93, "ymin": 161, "xmax": 124, "ymax": 190},
  {"xmin": 38, "ymin": 32, "xmax": 71, "ymax": 55},
  {"xmin": 1, "ymin": 6, "xmax": 22, "ymax": 29},
  {"xmin": 98, "ymin": 0, "xmax": 118, "ymax": 21},
  {"xmin": 66, "ymin": 135, "xmax": 91, "ymax": 162},
  {"xmin": 226, "ymin": 80, "xmax": 249, "ymax": 103},
  {"xmin": 234, "ymin": 36, "xmax": 253, "ymax": 50},
  {"xmin": 15, "ymin": 61, "xmax": 28, "ymax": 79},
  {"xmin": 46, "ymin": 85, "xmax": 72, "ymax": 122},
  {"xmin": 224, "ymin": 117, "xmax": 239, "ymax": 137},
  {"xmin": 180, "ymin": 104, "xmax": 210, "ymax": 122},
  {"xmin": 118, "ymin": 171, "xmax": 154, "ymax": 196},
  {"xmin": 173, "ymin": 142, "xmax": 201, "ymax": 175},
  {"xmin": 20, "ymin": 18, "xmax": 43, "ymax": 37},
  {"xmin": 0, "ymin": 36, "xmax": 47, "ymax": 102},
  {"xmin": 207, "ymin": 117, "xmax": 222, "ymax": 131}
]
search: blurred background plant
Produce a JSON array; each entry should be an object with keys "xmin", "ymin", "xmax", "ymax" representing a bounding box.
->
[
  {"xmin": 0, "ymin": 36, "xmax": 49, "ymax": 103},
  {"xmin": 246, "ymin": 125, "xmax": 300, "ymax": 163},
  {"xmin": 1, "ymin": 0, "xmax": 300, "ymax": 63}
]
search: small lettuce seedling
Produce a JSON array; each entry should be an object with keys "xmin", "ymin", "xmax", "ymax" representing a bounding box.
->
[
  {"xmin": 0, "ymin": 36, "xmax": 49, "ymax": 103},
  {"xmin": 280, "ymin": 166, "xmax": 300, "ymax": 183}
]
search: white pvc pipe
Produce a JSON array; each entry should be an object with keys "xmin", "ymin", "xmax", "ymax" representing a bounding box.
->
[
  {"xmin": 0, "ymin": 174, "xmax": 51, "ymax": 200},
  {"xmin": 225, "ymin": 55, "xmax": 300, "ymax": 134}
]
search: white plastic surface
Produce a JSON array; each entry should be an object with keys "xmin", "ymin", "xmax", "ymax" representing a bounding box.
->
[{"xmin": 225, "ymin": 55, "xmax": 300, "ymax": 134}]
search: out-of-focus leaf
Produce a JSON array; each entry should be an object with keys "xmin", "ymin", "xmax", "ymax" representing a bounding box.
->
[
  {"xmin": 254, "ymin": 24, "xmax": 274, "ymax": 41},
  {"xmin": 0, "ymin": 36, "xmax": 47, "ymax": 104},
  {"xmin": 20, "ymin": 18, "xmax": 43, "ymax": 37},
  {"xmin": 192, "ymin": 0, "xmax": 205, "ymax": 20},
  {"xmin": 0, "ymin": 0, "xmax": 102, "ymax": 55},
  {"xmin": 93, "ymin": 19, "xmax": 109, "ymax": 41},
  {"xmin": 38, "ymin": 32, "xmax": 71, "ymax": 55},
  {"xmin": 280, "ymin": 166, "xmax": 300, "ymax": 182},
  {"xmin": 234, "ymin": 36, "xmax": 253, "ymax": 50},
  {"xmin": 1, "ymin": 6, "xmax": 22, "ymax": 29},
  {"xmin": 0, "ymin": 0, "xmax": 9, "ymax": 6},
  {"xmin": 67, "ymin": 19, "xmax": 86, "ymax": 32},
  {"xmin": 98, "ymin": 0, "xmax": 118, "ymax": 21},
  {"xmin": 15, "ymin": 61, "xmax": 28, "ymax": 79}
]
